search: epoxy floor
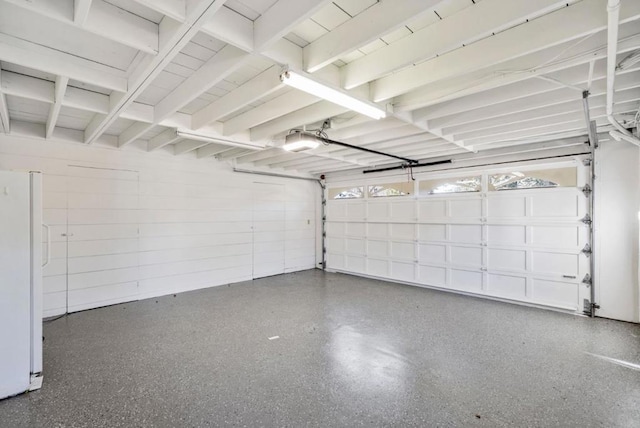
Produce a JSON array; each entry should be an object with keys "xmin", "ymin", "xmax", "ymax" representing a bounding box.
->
[{"xmin": 1, "ymin": 270, "xmax": 639, "ymax": 427}]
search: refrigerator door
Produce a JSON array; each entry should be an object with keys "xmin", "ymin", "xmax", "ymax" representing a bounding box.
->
[{"xmin": 0, "ymin": 171, "xmax": 31, "ymax": 399}]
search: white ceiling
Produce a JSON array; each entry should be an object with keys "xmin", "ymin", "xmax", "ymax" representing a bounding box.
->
[{"xmin": 0, "ymin": 0, "xmax": 638, "ymax": 175}]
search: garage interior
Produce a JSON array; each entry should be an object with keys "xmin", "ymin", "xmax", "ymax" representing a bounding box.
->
[{"xmin": 0, "ymin": 0, "xmax": 639, "ymax": 426}]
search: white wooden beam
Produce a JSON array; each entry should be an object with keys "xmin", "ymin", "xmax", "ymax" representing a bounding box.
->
[
  {"xmin": 131, "ymin": 0, "xmax": 186, "ymax": 21},
  {"xmin": 223, "ymin": 91, "xmax": 319, "ymax": 137},
  {"xmin": 201, "ymin": 6, "xmax": 253, "ymax": 52},
  {"xmin": 0, "ymin": 69, "xmax": 9, "ymax": 134},
  {"xmin": 373, "ymin": 0, "xmax": 640, "ymax": 101},
  {"xmin": 118, "ymin": 122, "xmax": 151, "ymax": 148},
  {"xmin": 4, "ymin": 0, "xmax": 158, "ymax": 54},
  {"xmin": 45, "ymin": 76, "xmax": 69, "ymax": 139},
  {"xmin": 394, "ymin": 32, "xmax": 640, "ymax": 112},
  {"xmin": 147, "ymin": 128, "xmax": 180, "ymax": 151},
  {"xmin": 253, "ymin": 0, "xmax": 331, "ymax": 51},
  {"xmin": 74, "ymin": 0, "xmax": 92, "ymax": 25},
  {"xmin": 84, "ymin": 0, "xmax": 228, "ymax": 144},
  {"xmin": 192, "ymin": 65, "xmax": 284, "ymax": 129},
  {"xmin": 325, "ymin": 118, "xmax": 407, "ymax": 141},
  {"xmin": 155, "ymin": 45, "xmax": 250, "ymax": 122},
  {"xmin": 196, "ymin": 142, "xmax": 238, "ymax": 158},
  {"xmin": 305, "ymin": 0, "xmax": 441, "ymax": 73},
  {"xmin": 250, "ymin": 101, "xmax": 350, "ymax": 142},
  {"xmin": 173, "ymin": 140, "xmax": 209, "ymax": 155},
  {"xmin": 235, "ymin": 148, "xmax": 284, "ymax": 164},
  {"xmin": 0, "ymin": 33, "xmax": 127, "ymax": 92},
  {"xmin": 214, "ymin": 147, "xmax": 252, "ymax": 160},
  {"xmin": 342, "ymin": 0, "xmax": 569, "ymax": 89}
]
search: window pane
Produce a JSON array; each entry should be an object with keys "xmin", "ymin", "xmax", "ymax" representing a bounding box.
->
[
  {"xmin": 368, "ymin": 181, "xmax": 413, "ymax": 198},
  {"xmin": 419, "ymin": 176, "xmax": 482, "ymax": 195},
  {"xmin": 329, "ymin": 186, "xmax": 364, "ymax": 199},
  {"xmin": 489, "ymin": 167, "xmax": 577, "ymax": 191}
]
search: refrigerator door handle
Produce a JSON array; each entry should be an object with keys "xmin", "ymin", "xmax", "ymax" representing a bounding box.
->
[{"xmin": 42, "ymin": 223, "xmax": 50, "ymax": 268}]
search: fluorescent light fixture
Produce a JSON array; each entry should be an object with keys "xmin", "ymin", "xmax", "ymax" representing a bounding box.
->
[
  {"xmin": 280, "ymin": 69, "xmax": 386, "ymax": 120},
  {"xmin": 176, "ymin": 130, "xmax": 263, "ymax": 150},
  {"xmin": 282, "ymin": 131, "xmax": 320, "ymax": 152}
]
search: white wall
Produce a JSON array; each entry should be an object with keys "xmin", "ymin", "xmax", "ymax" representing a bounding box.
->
[
  {"xmin": 0, "ymin": 136, "xmax": 318, "ymax": 317},
  {"xmin": 595, "ymin": 139, "xmax": 640, "ymax": 323}
]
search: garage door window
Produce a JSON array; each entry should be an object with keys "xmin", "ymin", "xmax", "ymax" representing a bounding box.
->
[
  {"xmin": 489, "ymin": 167, "xmax": 576, "ymax": 191},
  {"xmin": 419, "ymin": 176, "xmax": 482, "ymax": 195},
  {"xmin": 368, "ymin": 181, "xmax": 413, "ymax": 197},
  {"xmin": 329, "ymin": 186, "xmax": 364, "ymax": 199}
]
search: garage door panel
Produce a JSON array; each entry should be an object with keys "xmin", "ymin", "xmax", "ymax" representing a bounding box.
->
[
  {"xmin": 367, "ymin": 202, "xmax": 388, "ymax": 221},
  {"xmin": 419, "ymin": 265, "xmax": 446, "ymax": 287},
  {"xmin": 419, "ymin": 244, "xmax": 446, "ymax": 264},
  {"xmin": 532, "ymin": 251, "xmax": 579, "ymax": 276},
  {"xmin": 532, "ymin": 279, "xmax": 579, "ymax": 309},
  {"xmin": 367, "ymin": 258, "xmax": 389, "ymax": 277},
  {"xmin": 419, "ymin": 200, "xmax": 446, "ymax": 219},
  {"xmin": 418, "ymin": 224, "xmax": 446, "ymax": 241},
  {"xmin": 450, "ymin": 246, "xmax": 482, "ymax": 268},
  {"xmin": 346, "ymin": 255, "xmax": 365, "ymax": 273},
  {"xmin": 347, "ymin": 202, "xmax": 366, "ymax": 220},
  {"xmin": 391, "ymin": 223, "xmax": 416, "ymax": 240},
  {"xmin": 346, "ymin": 222, "xmax": 366, "ymax": 237},
  {"xmin": 487, "ymin": 196, "xmax": 526, "ymax": 218},
  {"xmin": 390, "ymin": 200, "xmax": 416, "ymax": 221},
  {"xmin": 450, "ymin": 198, "xmax": 482, "ymax": 218},
  {"xmin": 451, "ymin": 269, "xmax": 482, "ymax": 292},
  {"xmin": 327, "ymin": 202, "xmax": 346, "ymax": 219},
  {"xmin": 390, "ymin": 241, "xmax": 415, "ymax": 260},
  {"xmin": 530, "ymin": 225, "xmax": 581, "ymax": 248},
  {"xmin": 346, "ymin": 238, "xmax": 366, "ymax": 255},
  {"xmin": 530, "ymin": 193, "xmax": 579, "ymax": 218},
  {"xmin": 367, "ymin": 240, "xmax": 388, "ymax": 258},
  {"xmin": 327, "ymin": 253, "xmax": 345, "ymax": 270},
  {"xmin": 450, "ymin": 224, "xmax": 482, "ymax": 243},
  {"xmin": 487, "ymin": 274, "xmax": 527, "ymax": 299},
  {"xmin": 487, "ymin": 225, "xmax": 526, "ymax": 245},
  {"xmin": 392, "ymin": 261, "xmax": 415, "ymax": 281},
  {"xmin": 327, "ymin": 237, "xmax": 345, "ymax": 252},
  {"xmin": 326, "ymin": 158, "xmax": 589, "ymax": 314},
  {"xmin": 487, "ymin": 248, "xmax": 526, "ymax": 271},
  {"xmin": 326, "ymin": 222, "xmax": 345, "ymax": 237}
]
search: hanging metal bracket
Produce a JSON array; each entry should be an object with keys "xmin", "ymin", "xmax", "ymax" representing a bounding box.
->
[
  {"xmin": 581, "ymin": 184, "xmax": 592, "ymax": 197},
  {"xmin": 581, "ymin": 243, "xmax": 592, "ymax": 257},
  {"xmin": 580, "ymin": 214, "xmax": 592, "ymax": 226},
  {"xmin": 582, "ymin": 158, "xmax": 592, "ymax": 166},
  {"xmin": 582, "ymin": 273, "xmax": 592, "ymax": 287},
  {"xmin": 583, "ymin": 299, "xmax": 600, "ymax": 315}
]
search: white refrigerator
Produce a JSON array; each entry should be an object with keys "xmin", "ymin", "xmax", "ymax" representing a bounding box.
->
[{"xmin": 0, "ymin": 170, "xmax": 43, "ymax": 400}]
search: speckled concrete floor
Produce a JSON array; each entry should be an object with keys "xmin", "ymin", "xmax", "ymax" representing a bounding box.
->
[{"xmin": 1, "ymin": 270, "xmax": 639, "ymax": 427}]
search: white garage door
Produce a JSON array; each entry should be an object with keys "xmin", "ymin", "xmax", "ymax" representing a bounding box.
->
[{"xmin": 326, "ymin": 158, "xmax": 592, "ymax": 313}]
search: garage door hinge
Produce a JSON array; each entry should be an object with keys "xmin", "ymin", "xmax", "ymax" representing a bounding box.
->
[
  {"xmin": 581, "ymin": 184, "xmax": 592, "ymax": 197},
  {"xmin": 583, "ymin": 299, "xmax": 600, "ymax": 314},
  {"xmin": 582, "ymin": 273, "xmax": 592, "ymax": 287},
  {"xmin": 580, "ymin": 214, "xmax": 592, "ymax": 226},
  {"xmin": 581, "ymin": 243, "xmax": 592, "ymax": 256},
  {"xmin": 583, "ymin": 158, "xmax": 592, "ymax": 166}
]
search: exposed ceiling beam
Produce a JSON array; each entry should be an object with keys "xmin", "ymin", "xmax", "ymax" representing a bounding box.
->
[
  {"xmin": 374, "ymin": 0, "xmax": 640, "ymax": 102},
  {"xmin": 0, "ymin": 69, "xmax": 9, "ymax": 134},
  {"xmin": 3, "ymin": 0, "xmax": 158, "ymax": 54},
  {"xmin": 428, "ymin": 71, "xmax": 640, "ymax": 130},
  {"xmin": 131, "ymin": 0, "xmax": 186, "ymax": 21},
  {"xmin": 192, "ymin": 65, "xmax": 284, "ymax": 130},
  {"xmin": 342, "ymin": 0, "xmax": 570, "ymax": 89},
  {"xmin": 249, "ymin": 101, "xmax": 350, "ymax": 142},
  {"xmin": 173, "ymin": 140, "xmax": 209, "ymax": 155},
  {"xmin": 253, "ymin": 0, "xmax": 332, "ymax": 52},
  {"xmin": 196, "ymin": 142, "xmax": 241, "ymax": 158},
  {"xmin": 202, "ymin": 6, "xmax": 252, "ymax": 51},
  {"xmin": 148, "ymin": 128, "xmax": 180, "ymax": 151},
  {"xmin": 234, "ymin": 148, "xmax": 284, "ymax": 164},
  {"xmin": 84, "ymin": 0, "xmax": 229, "ymax": 144},
  {"xmin": 73, "ymin": 0, "xmax": 92, "ymax": 25},
  {"xmin": 45, "ymin": 75, "xmax": 69, "ymax": 139},
  {"xmin": 0, "ymin": 33, "xmax": 127, "ymax": 92},
  {"xmin": 304, "ymin": 0, "xmax": 441, "ymax": 73},
  {"xmin": 223, "ymin": 91, "xmax": 319, "ymax": 137}
]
